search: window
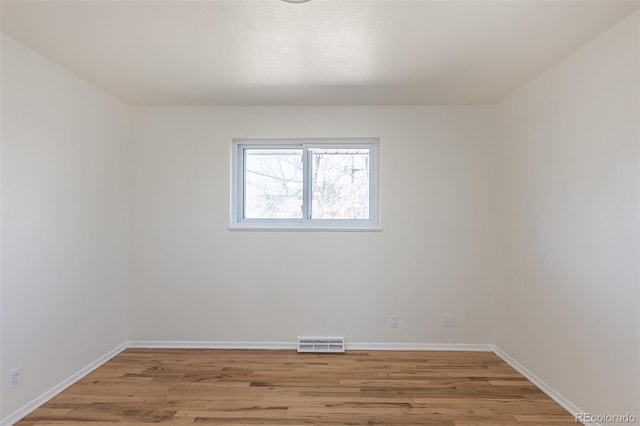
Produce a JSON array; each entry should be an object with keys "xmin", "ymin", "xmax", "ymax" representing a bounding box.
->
[{"xmin": 231, "ymin": 138, "xmax": 380, "ymax": 230}]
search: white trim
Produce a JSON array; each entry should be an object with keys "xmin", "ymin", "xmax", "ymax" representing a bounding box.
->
[
  {"xmin": 0, "ymin": 342, "xmax": 127, "ymax": 426},
  {"xmin": 492, "ymin": 345, "xmax": 594, "ymax": 426},
  {"xmin": 127, "ymin": 340, "xmax": 297, "ymax": 350},
  {"xmin": 228, "ymin": 225, "xmax": 383, "ymax": 232},
  {"xmin": 347, "ymin": 342, "xmax": 493, "ymax": 351},
  {"xmin": 128, "ymin": 340, "xmax": 492, "ymax": 352},
  {"xmin": 230, "ymin": 138, "xmax": 381, "ymax": 231}
]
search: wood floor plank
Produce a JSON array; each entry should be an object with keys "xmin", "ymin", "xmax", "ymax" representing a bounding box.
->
[{"xmin": 17, "ymin": 349, "xmax": 576, "ymax": 425}]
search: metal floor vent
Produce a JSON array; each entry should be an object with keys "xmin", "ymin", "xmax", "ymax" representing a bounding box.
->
[{"xmin": 297, "ymin": 336, "xmax": 345, "ymax": 353}]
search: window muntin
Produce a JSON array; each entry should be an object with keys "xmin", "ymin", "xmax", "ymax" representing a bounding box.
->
[{"xmin": 231, "ymin": 139, "xmax": 379, "ymax": 230}]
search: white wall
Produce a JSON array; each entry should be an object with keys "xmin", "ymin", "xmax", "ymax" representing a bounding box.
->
[
  {"xmin": 1, "ymin": 35, "xmax": 131, "ymax": 418},
  {"xmin": 3, "ymin": 8, "xmax": 639, "ymax": 424},
  {"xmin": 494, "ymin": 11, "xmax": 640, "ymax": 418},
  {"xmin": 128, "ymin": 106, "xmax": 495, "ymax": 345}
]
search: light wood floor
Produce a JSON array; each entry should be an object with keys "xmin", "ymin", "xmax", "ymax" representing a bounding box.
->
[{"xmin": 18, "ymin": 349, "xmax": 576, "ymax": 425}]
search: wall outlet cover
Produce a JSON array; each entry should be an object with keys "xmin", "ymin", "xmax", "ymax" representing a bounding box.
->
[
  {"xmin": 388, "ymin": 315, "xmax": 398, "ymax": 328},
  {"xmin": 442, "ymin": 314, "xmax": 455, "ymax": 327},
  {"xmin": 8, "ymin": 366, "xmax": 22, "ymax": 391}
]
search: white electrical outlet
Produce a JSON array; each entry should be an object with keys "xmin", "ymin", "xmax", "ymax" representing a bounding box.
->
[
  {"xmin": 442, "ymin": 314, "xmax": 455, "ymax": 327},
  {"xmin": 388, "ymin": 315, "xmax": 398, "ymax": 328},
  {"xmin": 8, "ymin": 366, "xmax": 22, "ymax": 391}
]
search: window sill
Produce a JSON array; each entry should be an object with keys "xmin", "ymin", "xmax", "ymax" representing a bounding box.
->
[{"xmin": 228, "ymin": 224, "xmax": 382, "ymax": 232}]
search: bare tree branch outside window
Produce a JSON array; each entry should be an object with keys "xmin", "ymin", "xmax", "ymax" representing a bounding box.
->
[
  {"xmin": 244, "ymin": 148, "xmax": 370, "ymax": 220},
  {"xmin": 245, "ymin": 149, "xmax": 303, "ymax": 218}
]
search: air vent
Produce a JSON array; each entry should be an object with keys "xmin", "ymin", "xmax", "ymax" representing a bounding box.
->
[{"xmin": 297, "ymin": 336, "xmax": 345, "ymax": 353}]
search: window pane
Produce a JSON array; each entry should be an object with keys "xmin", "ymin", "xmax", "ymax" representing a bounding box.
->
[
  {"xmin": 244, "ymin": 149, "xmax": 303, "ymax": 219},
  {"xmin": 310, "ymin": 148, "xmax": 370, "ymax": 219}
]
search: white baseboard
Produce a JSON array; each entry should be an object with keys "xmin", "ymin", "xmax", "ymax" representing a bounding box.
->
[
  {"xmin": 127, "ymin": 340, "xmax": 296, "ymax": 350},
  {"xmin": 347, "ymin": 342, "xmax": 493, "ymax": 351},
  {"xmin": 127, "ymin": 340, "xmax": 493, "ymax": 352},
  {"xmin": 492, "ymin": 345, "xmax": 594, "ymax": 426},
  {"xmin": 0, "ymin": 342, "xmax": 127, "ymax": 426}
]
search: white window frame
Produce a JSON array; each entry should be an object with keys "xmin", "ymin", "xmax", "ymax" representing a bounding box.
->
[{"xmin": 230, "ymin": 138, "xmax": 380, "ymax": 231}]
